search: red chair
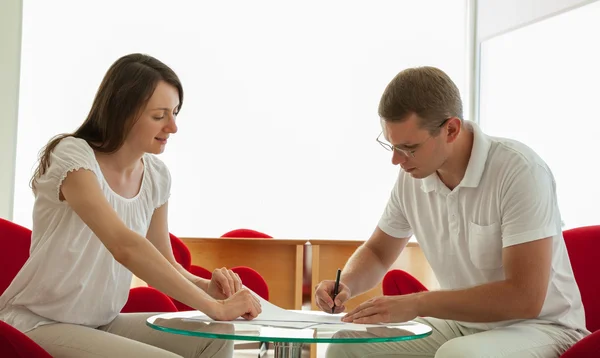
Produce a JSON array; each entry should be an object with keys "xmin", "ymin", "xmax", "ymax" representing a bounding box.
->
[
  {"xmin": 0, "ymin": 321, "xmax": 52, "ymax": 358},
  {"xmin": 221, "ymin": 228, "xmax": 273, "ymax": 239},
  {"xmin": 167, "ymin": 234, "xmax": 270, "ymax": 311},
  {"xmin": 382, "ymin": 269, "xmax": 428, "ymax": 296},
  {"xmin": 121, "ymin": 286, "xmax": 178, "ymax": 313},
  {"xmin": 0, "ymin": 218, "xmax": 177, "ymax": 358},
  {"xmin": 220, "ymin": 229, "xmax": 271, "ymax": 300},
  {"xmin": 167, "ymin": 235, "xmax": 206, "ymax": 311},
  {"xmin": 560, "ymin": 225, "xmax": 600, "ymax": 357},
  {"xmin": 169, "ymin": 233, "xmax": 192, "ymax": 270},
  {"xmin": 380, "ymin": 226, "xmax": 600, "ymax": 357}
]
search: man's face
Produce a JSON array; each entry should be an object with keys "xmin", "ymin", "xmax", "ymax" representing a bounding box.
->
[{"xmin": 381, "ymin": 114, "xmax": 449, "ymax": 179}]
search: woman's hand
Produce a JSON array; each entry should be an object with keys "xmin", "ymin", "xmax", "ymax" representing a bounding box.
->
[
  {"xmin": 207, "ymin": 289, "xmax": 262, "ymax": 321},
  {"xmin": 206, "ymin": 267, "xmax": 243, "ymax": 299}
]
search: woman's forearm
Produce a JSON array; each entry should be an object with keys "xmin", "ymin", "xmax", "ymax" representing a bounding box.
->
[{"xmin": 115, "ymin": 230, "xmax": 217, "ymax": 313}]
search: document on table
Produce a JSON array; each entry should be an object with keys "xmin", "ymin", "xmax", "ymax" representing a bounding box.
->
[{"xmin": 183, "ymin": 288, "xmax": 399, "ymax": 329}]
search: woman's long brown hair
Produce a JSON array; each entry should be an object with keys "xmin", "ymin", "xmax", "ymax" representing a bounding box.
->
[{"xmin": 30, "ymin": 53, "xmax": 183, "ymax": 191}]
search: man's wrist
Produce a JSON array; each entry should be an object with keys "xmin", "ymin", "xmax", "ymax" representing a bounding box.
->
[{"xmin": 413, "ymin": 291, "xmax": 429, "ymax": 317}]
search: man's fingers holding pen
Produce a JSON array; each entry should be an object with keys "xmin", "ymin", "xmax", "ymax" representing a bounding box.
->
[
  {"xmin": 332, "ymin": 287, "xmax": 351, "ymax": 307},
  {"xmin": 314, "ymin": 280, "xmax": 351, "ymax": 313}
]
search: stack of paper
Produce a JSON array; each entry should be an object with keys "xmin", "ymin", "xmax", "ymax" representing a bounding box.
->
[{"xmin": 184, "ymin": 288, "xmax": 402, "ymax": 330}]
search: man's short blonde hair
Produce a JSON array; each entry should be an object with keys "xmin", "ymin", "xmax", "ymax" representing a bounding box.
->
[{"xmin": 378, "ymin": 66, "xmax": 463, "ymax": 134}]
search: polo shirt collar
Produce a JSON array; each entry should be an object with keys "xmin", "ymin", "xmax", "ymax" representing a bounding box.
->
[{"xmin": 420, "ymin": 120, "xmax": 492, "ymax": 193}]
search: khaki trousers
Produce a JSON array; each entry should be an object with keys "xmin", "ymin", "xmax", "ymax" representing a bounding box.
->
[
  {"xmin": 25, "ymin": 312, "xmax": 233, "ymax": 358},
  {"xmin": 326, "ymin": 317, "xmax": 587, "ymax": 358}
]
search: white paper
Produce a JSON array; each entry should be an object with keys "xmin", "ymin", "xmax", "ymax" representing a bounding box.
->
[{"xmin": 183, "ymin": 288, "xmax": 395, "ymax": 329}]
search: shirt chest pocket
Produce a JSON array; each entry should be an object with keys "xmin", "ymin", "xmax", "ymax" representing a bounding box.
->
[{"xmin": 468, "ymin": 222, "xmax": 503, "ymax": 270}]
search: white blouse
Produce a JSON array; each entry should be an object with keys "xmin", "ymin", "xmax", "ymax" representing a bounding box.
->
[{"xmin": 0, "ymin": 137, "xmax": 171, "ymax": 333}]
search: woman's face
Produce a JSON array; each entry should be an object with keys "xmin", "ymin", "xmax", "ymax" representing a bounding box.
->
[{"xmin": 127, "ymin": 80, "xmax": 180, "ymax": 155}]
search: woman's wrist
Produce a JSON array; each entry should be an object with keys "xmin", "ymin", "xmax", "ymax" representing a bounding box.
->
[{"xmin": 192, "ymin": 276, "xmax": 209, "ymax": 291}]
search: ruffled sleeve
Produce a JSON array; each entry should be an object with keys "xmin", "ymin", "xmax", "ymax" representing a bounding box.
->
[
  {"xmin": 35, "ymin": 136, "xmax": 100, "ymax": 203},
  {"xmin": 143, "ymin": 154, "xmax": 171, "ymax": 209}
]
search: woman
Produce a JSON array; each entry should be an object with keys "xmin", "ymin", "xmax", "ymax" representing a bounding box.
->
[{"xmin": 0, "ymin": 53, "xmax": 261, "ymax": 357}]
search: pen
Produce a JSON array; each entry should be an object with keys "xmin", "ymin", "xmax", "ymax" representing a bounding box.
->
[{"xmin": 331, "ymin": 268, "xmax": 341, "ymax": 314}]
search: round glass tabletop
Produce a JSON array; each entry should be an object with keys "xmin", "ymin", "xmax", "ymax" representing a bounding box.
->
[{"xmin": 146, "ymin": 310, "xmax": 432, "ymax": 344}]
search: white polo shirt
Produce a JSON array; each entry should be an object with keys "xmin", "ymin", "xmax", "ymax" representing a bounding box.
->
[{"xmin": 378, "ymin": 120, "xmax": 587, "ymax": 331}]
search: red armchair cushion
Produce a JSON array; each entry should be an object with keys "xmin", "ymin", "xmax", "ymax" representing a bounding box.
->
[
  {"xmin": 189, "ymin": 265, "xmax": 212, "ymax": 279},
  {"xmin": 561, "ymin": 330, "xmax": 600, "ymax": 358},
  {"xmin": 382, "ymin": 269, "xmax": 428, "ymax": 296},
  {"xmin": 169, "ymin": 233, "xmax": 192, "ymax": 270},
  {"xmin": 232, "ymin": 266, "xmax": 269, "ymax": 301},
  {"xmin": 563, "ymin": 225, "xmax": 600, "ymax": 333},
  {"xmin": 171, "ymin": 265, "xmax": 212, "ymax": 311},
  {"xmin": 0, "ymin": 320, "xmax": 52, "ymax": 358},
  {"xmin": 121, "ymin": 286, "xmax": 178, "ymax": 313},
  {"xmin": 171, "ymin": 265, "xmax": 269, "ymax": 311},
  {"xmin": 221, "ymin": 229, "xmax": 273, "ymax": 238},
  {"xmin": 0, "ymin": 218, "xmax": 32, "ymax": 295}
]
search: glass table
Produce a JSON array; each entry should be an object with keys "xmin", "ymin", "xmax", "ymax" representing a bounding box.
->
[{"xmin": 147, "ymin": 310, "xmax": 432, "ymax": 358}]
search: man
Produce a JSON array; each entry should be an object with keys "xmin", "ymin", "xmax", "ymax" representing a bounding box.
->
[{"xmin": 315, "ymin": 67, "xmax": 589, "ymax": 357}]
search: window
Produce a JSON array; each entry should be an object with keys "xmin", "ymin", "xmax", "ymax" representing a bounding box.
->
[
  {"xmin": 14, "ymin": 0, "xmax": 468, "ymax": 239},
  {"xmin": 479, "ymin": 1, "xmax": 600, "ymax": 229}
]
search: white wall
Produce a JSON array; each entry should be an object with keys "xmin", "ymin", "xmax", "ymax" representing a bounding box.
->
[
  {"xmin": 477, "ymin": 0, "xmax": 597, "ymax": 41},
  {"xmin": 4, "ymin": 1, "xmax": 594, "ymax": 224},
  {"xmin": 0, "ymin": 0, "xmax": 22, "ymax": 220},
  {"xmin": 13, "ymin": 1, "xmax": 468, "ymax": 238}
]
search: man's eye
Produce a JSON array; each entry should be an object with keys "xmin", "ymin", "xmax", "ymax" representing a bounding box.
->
[{"xmin": 396, "ymin": 146, "xmax": 416, "ymax": 151}]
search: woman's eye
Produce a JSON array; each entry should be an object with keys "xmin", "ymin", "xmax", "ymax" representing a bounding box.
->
[{"xmin": 153, "ymin": 116, "xmax": 165, "ymax": 120}]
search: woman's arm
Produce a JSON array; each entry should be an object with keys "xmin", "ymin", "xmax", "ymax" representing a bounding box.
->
[
  {"xmin": 60, "ymin": 169, "xmax": 218, "ymax": 314},
  {"xmin": 146, "ymin": 202, "xmax": 243, "ymax": 298},
  {"xmin": 145, "ymin": 202, "xmax": 210, "ymax": 291}
]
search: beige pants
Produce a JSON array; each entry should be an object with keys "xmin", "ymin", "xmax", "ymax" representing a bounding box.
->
[
  {"xmin": 326, "ymin": 317, "xmax": 587, "ymax": 358},
  {"xmin": 25, "ymin": 313, "xmax": 233, "ymax": 358}
]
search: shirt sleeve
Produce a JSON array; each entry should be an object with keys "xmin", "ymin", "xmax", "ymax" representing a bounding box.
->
[
  {"xmin": 35, "ymin": 137, "xmax": 99, "ymax": 203},
  {"xmin": 144, "ymin": 154, "xmax": 171, "ymax": 209},
  {"xmin": 377, "ymin": 174, "xmax": 413, "ymax": 239},
  {"xmin": 500, "ymin": 161, "xmax": 561, "ymax": 247}
]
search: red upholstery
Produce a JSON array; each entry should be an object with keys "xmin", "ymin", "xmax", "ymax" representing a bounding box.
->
[
  {"xmin": 382, "ymin": 269, "xmax": 428, "ymax": 296},
  {"xmin": 0, "ymin": 218, "xmax": 31, "ymax": 295},
  {"xmin": 121, "ymin": 286, "xmax": 178, "ymax": 313},
  {"xmin": 0, "ymin": 218, "xmax": 178, "ymax": 357},
  {"xmin": 560, "ymin": 225, "xmax": 600, "ymax": 357},
  {"xmin": 167, "ymin": 232, "xmax": 271, "ymax": 310},
  {"xmin": 219, "ymin": 229, "xmax": 271, "ymax": 300},
  {"xmin": 0, "ymin": 321, "xmax": 52, "ymax": 358},
  {"xmin": 189, "ymin": 265, "xmax": 212, "ymax": 279},
  {"xmin": 169, "ymin": 233, "xmax": 192, "ymax": 270},
  {"xmin": 0, "ymin": 218, "xmax": 52, "ymax": 357},
  {"xmin": 221, "ymin": 228, "xmax": 273, "ymax": 238},
  {"xmin": 561, "ymin": 330, "xmax": 600, "ymax": 358},
  {"xmin": 231, "ymin": 266, "xmax": 269, "ymax": 301},
  {"xmin": 563, "ymin": 225, "xmax": 600, "ymax": 332},
  {"xmin": 171, "ymin": 266, "xmax": 212, "ymax": 311},
  {"xmin": 380, "ymin": 225, "xmax": 600, "ymax": 357}
]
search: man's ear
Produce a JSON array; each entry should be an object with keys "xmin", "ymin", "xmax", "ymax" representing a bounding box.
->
[{"xmin": 445, "ymin": 117, "xmax": 461, "ymax": 143}]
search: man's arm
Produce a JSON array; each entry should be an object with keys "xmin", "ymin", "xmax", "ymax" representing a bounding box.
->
[
  {"xmin": 416, "ymin": 237, "xmax": 552, "ymax": 322},
  {"xmin": 146, "ymin": 202, "xmax": 210, "ymax": 291},
  {"xmin": 341, "ymin": 227, "xmax": 410, "ymax": 297}
]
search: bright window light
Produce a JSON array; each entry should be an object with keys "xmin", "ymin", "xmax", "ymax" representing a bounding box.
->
[
  {"xmin": 14, "ymin": 0, "xmax": 467, "ymax": 239},
  {"xmin": 479, "ymin": 1, "xmax": 600, "ymax": 230}
]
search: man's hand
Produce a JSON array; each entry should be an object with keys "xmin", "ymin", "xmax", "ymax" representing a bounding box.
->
[
  {"xmin": 205, "ymin": 267, "xmax": 243, "ymax": 299},
  {"xmin": 342, "ymin": 294, "xmax": 420, "ymax": 324},
  {"xmin": 314, "ymin": 280, "xmax": 352, "ymax": 314}
]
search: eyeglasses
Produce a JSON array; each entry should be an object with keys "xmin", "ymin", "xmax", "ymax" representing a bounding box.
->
[{"xmin": 376, "ymin": 118, "xmax": 451, "ymax": 158}]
